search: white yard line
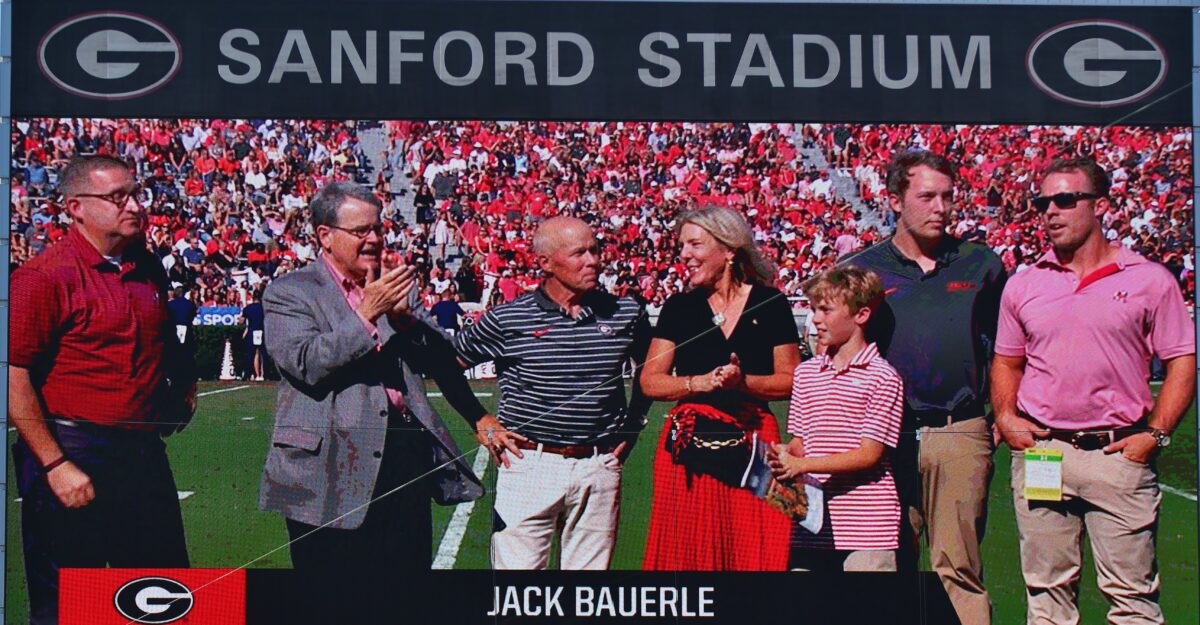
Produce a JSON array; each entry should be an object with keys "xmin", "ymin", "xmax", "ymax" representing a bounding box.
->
[
  {"xmin": 198, "ymin": 384, "xmax": 252, "ymax": 398},
  {"xmin": 432, "ymin": 447, "xmax": 492, "ymax": 569},
  {"xmin": 1162, "ymin": 484, "xmax": 1198, "ymax": 502},
  {"xmin": 16, "ymin": 492, "xmax": 193, "ymax": 503}
]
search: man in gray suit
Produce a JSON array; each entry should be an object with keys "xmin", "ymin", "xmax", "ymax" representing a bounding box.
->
[{"xmin": 260, "ymin": 182, "xmax": 486, "ymax": 622}]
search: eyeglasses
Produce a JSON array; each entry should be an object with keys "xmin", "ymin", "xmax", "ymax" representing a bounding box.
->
[
  {"xmin": 1030, "ymin": 192, "xmax": 1103, "ymax": 212},
  {"xmin": 328, "ymin": 223, "xmax": 385, "ymax": 239},
  {"xmin": 74, "ymin": 185, "xmax": 141, "ymax": 208}
]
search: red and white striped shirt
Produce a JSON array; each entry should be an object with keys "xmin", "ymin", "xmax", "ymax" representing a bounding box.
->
[{"xmin": 787, "ymin": 343, "xmax": 904, "ymax": 551}]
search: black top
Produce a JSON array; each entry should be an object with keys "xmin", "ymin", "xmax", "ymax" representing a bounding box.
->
[
  {"xmin": 655, "ymin": 284, "xmax": 799, "ymax": 413},
  {"xmin": 842, "ymin": 236, "xmax": 1006, "ymax": 422}
]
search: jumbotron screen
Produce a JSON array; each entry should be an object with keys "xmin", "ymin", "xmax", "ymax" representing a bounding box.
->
[
  {"xmin": 5, "ymin": 2, "xmax": 1197, "ymax": 624},
  {"xmin": 6, "ymin": 117, "xmax": 1195, "ymax": 625}
]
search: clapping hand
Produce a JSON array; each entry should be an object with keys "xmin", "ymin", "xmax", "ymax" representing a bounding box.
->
[
  {"xmin": 358, "ymin": 260, "xmax": 416, "ymax": 322},
  {"xmin": 382, "ymin": 252, "xmax": 417, "ymax": 317},
  {"xmin": 709, "ymin": 353, "xmax": 743, "ymax": 391}
]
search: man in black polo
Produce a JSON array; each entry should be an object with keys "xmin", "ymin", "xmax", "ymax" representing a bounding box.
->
[
  {"xmin": 454, "ymin": 216, "xmax": 650, "ymax": 570},
  {"xmin": 843, "ymin": 150, "xmax": 1006, "ymax": 625}
]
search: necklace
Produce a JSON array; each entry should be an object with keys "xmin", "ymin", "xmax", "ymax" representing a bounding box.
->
[{"xmin": 710, "ymin": 293, "xmax": 734, "ymax": 327}]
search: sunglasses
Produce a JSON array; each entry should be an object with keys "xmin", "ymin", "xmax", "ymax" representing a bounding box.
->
[{"xmin": 1030, "ymin": 192, "xmax": 1103, "ymax": 212}]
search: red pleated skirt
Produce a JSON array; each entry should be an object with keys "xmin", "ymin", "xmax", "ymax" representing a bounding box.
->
[{"xmin": 642, "ymin": 403, "xmax": 791, "ymax": 571}]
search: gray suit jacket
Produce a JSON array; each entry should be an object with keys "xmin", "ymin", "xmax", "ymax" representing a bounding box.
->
[{"xmin": 258, "ymin": 261, "xmax": 483, "ymax": 530}]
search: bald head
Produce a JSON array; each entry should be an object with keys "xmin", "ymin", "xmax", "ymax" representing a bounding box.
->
[
  {"xmin": 533, "ymin": 217, "xmax": 593, "ymax": 256},
  {"xmin": 534, "ymin": 216, "xmax": 600, "ymax": 296}
]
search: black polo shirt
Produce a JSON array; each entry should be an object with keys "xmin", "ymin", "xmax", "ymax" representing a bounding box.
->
[{"xmin": 842, "ymin": 236, "xmax": 1006, "ymax": 424}]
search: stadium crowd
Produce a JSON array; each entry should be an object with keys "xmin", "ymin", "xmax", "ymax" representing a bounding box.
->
[
  {"xmin": 8, "ymin": 118, "xmax": 1194, "ymax": 323},
  {"xmin": 820, "ymin": 123, "xmax": 1195, "ymax": 296}
]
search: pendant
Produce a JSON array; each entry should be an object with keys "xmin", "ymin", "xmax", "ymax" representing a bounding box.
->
[{"xmin": 712, "ymin": 312, "xmax": 726, "ymax": 327}]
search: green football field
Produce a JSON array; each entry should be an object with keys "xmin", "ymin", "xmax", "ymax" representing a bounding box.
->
[{"xmin": 6, "ymin": 380, "xmax": 1198, "ymax": 623}]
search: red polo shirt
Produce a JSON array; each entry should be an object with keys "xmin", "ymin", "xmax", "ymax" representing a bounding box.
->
[{"xmin": 11, "ymin": 228, "xmax": 172, "ymax": 430}]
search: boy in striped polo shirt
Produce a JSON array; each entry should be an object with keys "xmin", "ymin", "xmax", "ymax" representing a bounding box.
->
[{"xmin": 770, "ymin": 266, "xmax": 905, "ymax": 572}]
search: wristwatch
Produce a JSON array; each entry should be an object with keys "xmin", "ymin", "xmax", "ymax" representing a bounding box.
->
[{"xmin": 1149, "ymin": 428, "xmax": 1172, "ymax": 448}]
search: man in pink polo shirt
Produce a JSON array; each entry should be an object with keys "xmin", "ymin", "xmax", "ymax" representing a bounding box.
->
[{"xmin": 992, "ymin": 157, "xmax": 1195, "ymax": 625}]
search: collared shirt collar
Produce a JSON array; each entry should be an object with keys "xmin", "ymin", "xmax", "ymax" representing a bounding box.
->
[
  {"xmin": 533, "ymin": 286, "xmax": 596, "ymax": 320},
  {"xmin": 321, "ymin": 254, "xmax": 362, "ymax": 295},
  {"xmin": 67, "ymin": 227, "xmax": 109, "ymax": 269},
  {"xmin": 67, "ymin": 227, "xmax": 143, "ymax": 272},
  {"xmin": 885, "ymin": 235, "xmax": 962, "ymax": 270},
  {"xmin": 1035, "ymin": 244, "xmax": 1146, "ymax": 271},
  {"xmin": 818, "ymin": 342, "xmax": 880, "ymax": 373}
]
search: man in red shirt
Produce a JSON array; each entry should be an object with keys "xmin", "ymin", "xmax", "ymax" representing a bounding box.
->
[{"xmin": 10, "ymin": 156, "xmax": 195, "ymax": 625}]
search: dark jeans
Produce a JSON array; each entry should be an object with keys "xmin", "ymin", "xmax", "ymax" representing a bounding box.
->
[
  {"xmin": 285, "ymin": 413, "xmax": 435, "ymax": 624},
  {"xmin": 14, "ymin": 420, "xmax": 189, "ymax": 625}
]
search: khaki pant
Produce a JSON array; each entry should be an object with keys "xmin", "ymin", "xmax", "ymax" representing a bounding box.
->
[
  {"xmin": 491, "ymin": 447, "xmax": 622, "ymax": 570},
  {"xmin": 791, "ymin": 549, "xmax": 897, "ymax": 572},
  {"xmin": 1011, "ymin": 440, "xmax": 1162, "ymax": 625},
  {"xmin": 909, "ymin": 416, "xmax": 994, "ymax": 625}
]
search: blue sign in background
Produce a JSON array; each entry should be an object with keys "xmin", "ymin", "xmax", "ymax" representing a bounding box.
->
[{"xmin": 197, "ymin": 306, "xmax": 242, "ymax": 326}]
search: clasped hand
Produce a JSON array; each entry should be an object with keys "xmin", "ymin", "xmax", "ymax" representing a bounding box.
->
[{"xmin": 767, "ymin": 441, "xmax": 806, "ymax": 481}]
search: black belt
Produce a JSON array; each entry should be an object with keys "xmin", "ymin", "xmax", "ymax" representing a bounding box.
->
[
  {"xmin": 907, "ymin": 406, "xmax": 984, "ymax": 428},
  {"xmin": 1021, "ymin": 412, "xmax": 1146, "ymax": 451}
]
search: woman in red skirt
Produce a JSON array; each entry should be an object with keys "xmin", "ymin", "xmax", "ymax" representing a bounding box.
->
[{"xmin": 640, "ymin": 206, "xmax": 802, "ymax": 571}]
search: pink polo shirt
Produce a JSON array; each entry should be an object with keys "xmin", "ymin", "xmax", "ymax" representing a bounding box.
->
[
  {"xmin": 995, "ymin": 246, "xmax": 1194, "ymax": 429},
  {"xmin": 322, "ymin": 256, "xmax": 407, "ymax": 411}
]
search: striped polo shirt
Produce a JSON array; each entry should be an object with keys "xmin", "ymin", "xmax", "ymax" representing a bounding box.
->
[
  {"xmin": 454, "ymin": 288, "xmax": 650, "ymax": 445},
  {"xmin": 787, "ymin": 343, "xmax": 904, "ymax": 551}
]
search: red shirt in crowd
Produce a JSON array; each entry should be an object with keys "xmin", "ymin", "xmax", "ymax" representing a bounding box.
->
[{"xmin": 10, "ymin": 228, "xmax": 175, "ymax": 430}]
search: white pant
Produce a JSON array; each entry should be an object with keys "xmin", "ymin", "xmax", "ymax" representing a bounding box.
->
[{"xmin": 491, "ymin": 448, "xmax": 622, "ymax": 570}]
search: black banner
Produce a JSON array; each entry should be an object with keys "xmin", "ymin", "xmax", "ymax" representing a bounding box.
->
[
  {"xmin": 246, "ymin": 570, "xmax": 959, "ymax": 625},
  {"xmin": 10, "ymin": 1, "xmax": 1192, "ymax": 125}
]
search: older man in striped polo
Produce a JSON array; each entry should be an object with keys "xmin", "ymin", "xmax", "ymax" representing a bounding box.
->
[{"xmin": 455, "ymin": 216, "xmax": 651, "ymax": 570}]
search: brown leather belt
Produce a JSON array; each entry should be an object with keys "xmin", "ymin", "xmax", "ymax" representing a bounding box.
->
[
  {"xmin": 1022, "ymin": 413, "xmax": 1146, "ymax": 451},
  {"xmin": 514, "ymin": 439, "xmax": 619, "ymax": 459}
]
